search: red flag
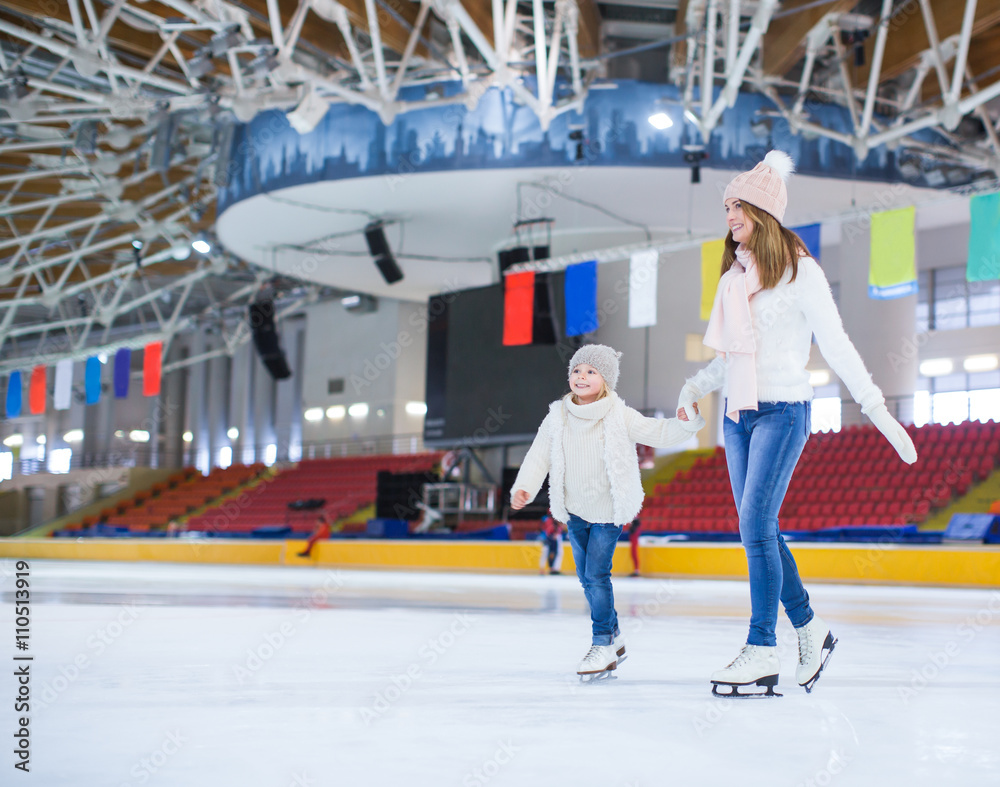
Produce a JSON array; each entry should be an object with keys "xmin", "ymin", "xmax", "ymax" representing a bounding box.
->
[
  {"xmin": 29, "ymin": 365, "xmax": 46, "ymax": 415},
  {"xmin": 502, "ymin": 271, "xmax": 535, "ymax": 346},
  {"xmin": 143, "ymin": 341, "xmax": 163, "ymax": 396}
]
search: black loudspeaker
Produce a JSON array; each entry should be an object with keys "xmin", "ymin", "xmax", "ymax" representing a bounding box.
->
[
  {"xmin": 365, "ymin": 221, "xmax": 404, "ymax": 284},
  {"xmin": 249, "ymin": 299, "xmax": 292, "ymax": 379}
]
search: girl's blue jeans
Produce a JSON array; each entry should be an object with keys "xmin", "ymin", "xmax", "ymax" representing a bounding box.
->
[
  {"xmin": 723, "ymin": 401, "xmax": 815, "ymax": 646},
  {"xmin": 566, "ymin": 514, "xmax": 622, "ymax": 646}
]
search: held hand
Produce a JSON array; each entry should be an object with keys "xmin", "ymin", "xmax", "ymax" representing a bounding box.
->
[
  {"xmin": 511, "ymin": 489, "xmax": 530, "ymax": 510},
  {"xmin": 866, "ymin": 404, "xmax": 918, "ymax": 465},
  {"xmin": 677, "ymin": 401, "xmax": 700, "ymax": 421},
  {"xmin": 677, "ymin": 383, "xmax": 702, "ymax": 422}
]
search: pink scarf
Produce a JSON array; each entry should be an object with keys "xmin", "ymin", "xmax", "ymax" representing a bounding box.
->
[{"xmin": 704, "ymin": 245, "xmax": 762, "ymax": 422}]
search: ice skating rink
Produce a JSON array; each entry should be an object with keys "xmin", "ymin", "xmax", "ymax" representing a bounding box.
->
[{"xmin": 2, "ymin": 559, "xmax": 998, "ymax": 787}]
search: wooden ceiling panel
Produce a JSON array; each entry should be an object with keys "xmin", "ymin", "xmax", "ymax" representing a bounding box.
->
[
  {"xmin": 854, "ymin": 0, "xmax": 1000, "ymax": 86},
  {"xmin": 762, "ymin": 0, "xmax": 856, "ymax": 76}
]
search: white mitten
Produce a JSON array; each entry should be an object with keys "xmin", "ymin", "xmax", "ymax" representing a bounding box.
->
[
  {"xmin": 677, "ymin": 382, "xmax": 702, "ymax": 422},
  {"xmin": 865, "ymin": 404, "xmax": 917, "ymax": 464}
]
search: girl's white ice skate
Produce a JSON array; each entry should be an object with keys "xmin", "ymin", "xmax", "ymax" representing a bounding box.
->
[
  {"xmin": 795, "ymin": 615, "xmax": 837, "ymax": 692},
  {"xmin": 710, "ymin": 644, "xmax": 781, "ymax": 698},
  {"xmin": 613, "ymin": 631, "xmax": 627, "ymax": 665},
  {"xmin": 577, "ymin": 644, "xmax": 618, "ymax": 682}
]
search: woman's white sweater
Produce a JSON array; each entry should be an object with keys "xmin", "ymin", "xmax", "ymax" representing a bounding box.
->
[
  {"xmin": 689, "ymin": 256, "xmax": 884, "ymax": 412},
  {"xmin": 512, "ymin": 392, "xmax": 703, "ymax": 525}
]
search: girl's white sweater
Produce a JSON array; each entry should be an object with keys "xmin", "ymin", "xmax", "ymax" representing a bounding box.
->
[
  {"xmin": 512, "ymin": 392, "xmax": 702, "ymax": 525},
  {"xmin": 690, "ymin": 256, "xmax": 884, "ymax": 412}
]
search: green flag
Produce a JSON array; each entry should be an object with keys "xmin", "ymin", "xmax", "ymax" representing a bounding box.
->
[{"xmin": 967, "ymin": 192, "xmax": 1000, "ymax": 282}]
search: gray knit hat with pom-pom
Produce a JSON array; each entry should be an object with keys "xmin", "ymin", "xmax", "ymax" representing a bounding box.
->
[{"xmin": 568, "ymin": 344, "xmax": 623, "ymax": 391}]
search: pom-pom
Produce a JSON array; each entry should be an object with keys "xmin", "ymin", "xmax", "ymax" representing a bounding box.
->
[{"xmin": 762, "ymin": 150, "xmax": 795, "ymax": 182}]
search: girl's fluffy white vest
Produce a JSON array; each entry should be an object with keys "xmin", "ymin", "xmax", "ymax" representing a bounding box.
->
[{"xmin": 536, "ymin": 393, "xmax": 644, "ymax": 525}]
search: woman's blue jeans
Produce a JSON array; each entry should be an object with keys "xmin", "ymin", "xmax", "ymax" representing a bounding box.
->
[
  {"xmin": 566, "ymin": 514, "xmax": 622, "ymax": 646},
  {"xmin": 723, "ymin": 401, "xmax": 815, "ymax": 646}
]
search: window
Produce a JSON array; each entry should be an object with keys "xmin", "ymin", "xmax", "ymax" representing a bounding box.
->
[
  {"xmin": 914, "ymin": 370, "xmax": 1000, "ymax": 426},
  {"xmin": 48, "ymin": 448, "xmax": 72, "ymax": 474},
  {"xmin": 0, "ymin": 452, "xmax": 12, "ymax": 481},
  {"xmin": 919, "ymin": 267, "xmax": 1000, "ymax": 332},
  {"xmin": 811, "ymin": 397, "xmax": 842, "ymax": 433},
  {"xmin": 218, "ymin": 446, "xmax": 232, "ymax": 469}
]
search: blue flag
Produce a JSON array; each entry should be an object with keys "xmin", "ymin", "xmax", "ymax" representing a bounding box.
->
[
  {"xmin": 6, "ymin": 371, "xmax": 21, "ymax": 418},
  {"xmin": 792, "ymin": 223, "xmax": 821, "ymax": 262},
  {"xmin": 85, "ymin": 356, "xmax": 102, "ymax": 405},
  {"xmin": 114, "ymin": 348, "xmax": 131, "ymax": 399},
  {"xmin": 565, "ymin": 260, "xmax": 598, "ymax": 336}
]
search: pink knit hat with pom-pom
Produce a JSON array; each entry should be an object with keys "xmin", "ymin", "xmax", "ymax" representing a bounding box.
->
[{"xmin": 723, "ymin": 150, "xmax": 795, "ymax": 223}]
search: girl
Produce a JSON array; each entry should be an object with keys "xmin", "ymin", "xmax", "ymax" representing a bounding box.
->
[
  {"xmin": 512, "ymin": 344, "xmax": 704, "ymax": 679},
  {"xmin": 678, "ymin": 151, "xmax": 917, "ymax": 697}
]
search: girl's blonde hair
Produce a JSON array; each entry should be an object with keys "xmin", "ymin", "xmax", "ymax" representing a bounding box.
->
[
  {"xmin": 571, "ymin": 381, "xmax": 611, "ymax": 405},
  {"xmin": 722, "ymin": 201, "xmax": 808, "ymax": 289}
]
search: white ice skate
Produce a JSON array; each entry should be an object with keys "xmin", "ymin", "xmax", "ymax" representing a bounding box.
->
[
  {"xmin": 613, "ymin": 631, "xmax": 627, "ymax": 665},
  {"xmin": 577, "ymin": 644, "xmax": 618, "ymax": 682},
  {"xmin": 710, "ymin": 644, "xmax": 781, "ymax": 698},
  {"xmin": 796, "ymin": 615, "xmax": 837, "ymax": 692}
]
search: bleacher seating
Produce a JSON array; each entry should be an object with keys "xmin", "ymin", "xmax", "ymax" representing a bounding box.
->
[
  {"xmin": 99, "ymin": 464, "xmax": 266, "ymax": 529},
  {"xmin": 184, "ymin": 452, "xmax": 442, "ymax": 536},
  {"xmin": 641, "ymin": 420, "xmax": 1000, "ymax": 534}
]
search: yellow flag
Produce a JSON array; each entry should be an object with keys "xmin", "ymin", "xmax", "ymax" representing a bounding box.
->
[
  {"xmin": 869, "ymin": 206, "xmax": 917, "ymax": 299},
  {"xmin": 700, "ymin": 239, "xmax": 726, "ymax": 320}
]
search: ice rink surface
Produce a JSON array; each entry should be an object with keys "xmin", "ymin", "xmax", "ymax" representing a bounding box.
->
[{"xmin": 1, "ymin": 558, "xmax": 998, "ymax": 787}]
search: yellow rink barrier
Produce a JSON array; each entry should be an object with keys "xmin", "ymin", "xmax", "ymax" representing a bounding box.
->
[{"xmin": 0, "ymin": 538, "xmax": 998, "ymax": 588}]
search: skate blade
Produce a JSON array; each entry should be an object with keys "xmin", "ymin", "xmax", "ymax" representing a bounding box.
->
[
  {"xmin": 579, "ymin": 669, "xmax": 617, "ymax": 683},
  {"xmin": 801, "ymin": 634, "xmax": 838, "ymax": 693},
  {"xmin": 711, "ymin": 674, "xmax": 781, "ymax": 699},
  {"xmin": 615, "ymin": 646, "xmax": 627, "ymax": 664}
]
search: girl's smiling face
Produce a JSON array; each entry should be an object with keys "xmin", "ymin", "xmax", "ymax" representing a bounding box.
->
[
  {"xmin": 570, "ymin": 363, "xmax": 605, "ymax": 404},
  {"xmin": 725, "ymin": 198, "xmax": 754, "ymax": 244}
]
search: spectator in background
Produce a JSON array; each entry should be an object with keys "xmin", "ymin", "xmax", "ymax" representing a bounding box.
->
[
  {"xmin": 628, "ymin": 518, "xmax": 642, "ymax": 577},
  {"xmin": 297, "ymin": 512, "xmax": 332, "ymax": 558},
  {"xmin": 538, "ymin": 514, "xmax": 565, "ymax": 575}
]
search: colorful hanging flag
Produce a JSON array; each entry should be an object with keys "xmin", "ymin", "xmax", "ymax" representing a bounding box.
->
[
  {"xmin": 869, "ymin": 206, "xmax": 917, "ymax": 299},
  {"xmin": 54, "ymin": 359, "xmax": 73, "ymax": 410},
  {"xmin": 967, "ymin": 192, "xmax": 1000, "ymax": 282},
  {"xmin": 792, "ymin": 223, "xmax": 821, "ymax": 262},
  {"xmin": 502, "ymin": 272, "xmax": 535, "ymax": 346},
  {"xmin": 143, "ymin": 341, "xmax": 163, "ymax": 396},
  {"xmin": 628, "ymin": 250, "xmax": 658, "ymax": 328},
  {"xmin": 114, "ymin": 347, "xmax": 131, "ymax": 398},
  {"xmin": 29, "ymin": 366, "xmax": 46, "ymax": 415},
  {"xmin": 5, "ymin": 371, "xmax": 21, "ymax": 418},
  {"xmin": 564, "ymin": 260, "xmax": 598, "ymax": 336},
  {"xmin": 700, "ymin": 239, "xmax": 726, "ymax": 320},
  {"xmin": 85, "ymin": 356, "xmax": 101, "ymax": 405}
]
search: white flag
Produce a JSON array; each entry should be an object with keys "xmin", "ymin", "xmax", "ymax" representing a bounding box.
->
[
  {"xmin": 628, "ymin": 249, "xmax": 658, "ymax": 328},
  {"xmin": 54, "ymin": 358, "xmax": 74, "ymax": 410}
]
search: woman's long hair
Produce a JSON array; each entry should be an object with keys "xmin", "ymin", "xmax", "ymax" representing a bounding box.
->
[{"xmin": 721, "ymin": 201, "xmax": 808, "ymax": 289}]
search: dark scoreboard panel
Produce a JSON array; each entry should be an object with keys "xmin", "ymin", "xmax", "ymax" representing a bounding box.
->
[{"xmin": 423, "ymin": 278, "xmax": 577, "ymax": 446}]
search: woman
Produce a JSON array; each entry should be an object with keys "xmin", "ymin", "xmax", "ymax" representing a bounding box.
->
[{"xmin": 678, "ymin": 151, "xmax": 917, "ymax": 697}]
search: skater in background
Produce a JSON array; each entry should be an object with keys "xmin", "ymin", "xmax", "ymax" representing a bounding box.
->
[
  {"xmin": 628, "ymin": 518, "xmax": 642, "ymax": 577},
  {"xmin": 538, "ymin": 513, "xmax": 565, "ymax": 575},
  {"xmin": 296, "ymin": 512, "xmax": 332, "ymax": 558},
  {"xmin": 512, "ymin": 344, "xmax": 705, "ymax": 679},
  {"xmin": 678, "ymin": 151, "xmax": 918, "ymax": 697}
]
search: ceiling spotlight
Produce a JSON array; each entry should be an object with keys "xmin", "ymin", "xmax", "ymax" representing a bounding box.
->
[
  {"xmin": 648, "ymin": 112, "xmax": 674, "ymax": 130},
  {"xmin": 683, "ymin": 147, "xmax": 707, "ymax": 184},
  {"xmin": 132, "ymin": 239, "xmax": 143, "ymax": 250},
  {"xmin": 209, "ymin": 26, "xmax": 243, "ymax": 59},
  {"xmin": 192, "ymin": 237, "xmax": 211, "ymax": 254},
  {"xmin": 286, "ymin": 88, "xmax": 330, "ymax": 135}
]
